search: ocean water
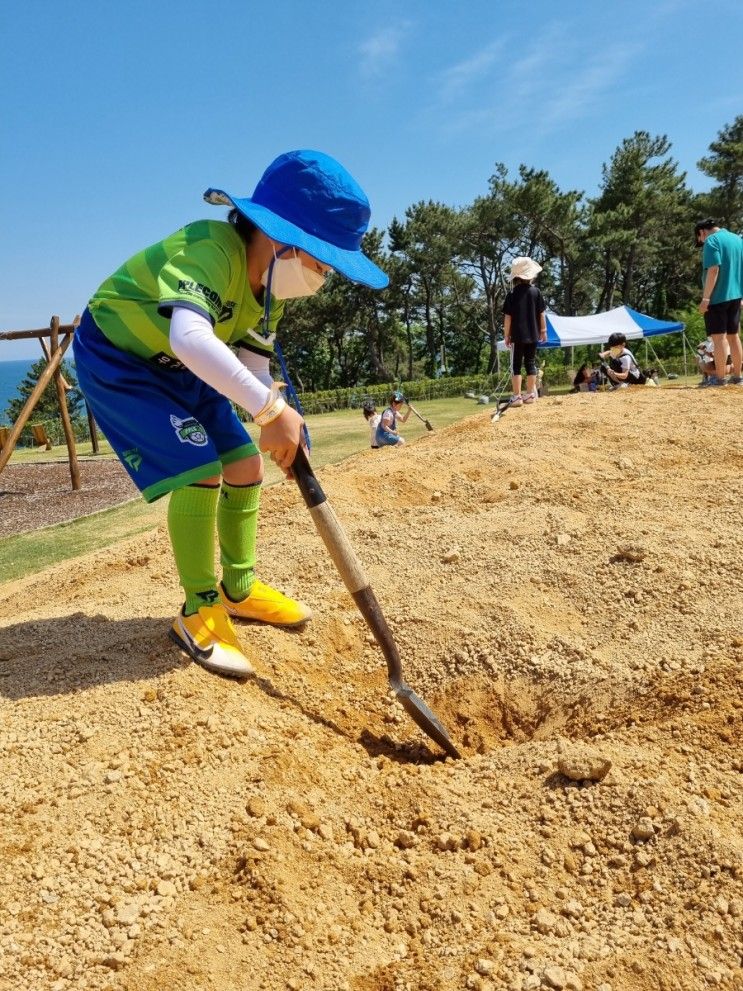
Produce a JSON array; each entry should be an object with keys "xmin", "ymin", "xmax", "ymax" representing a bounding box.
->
[{"xmin": 0, "ymin": 358, "xmax": 39, "ymax": 425}]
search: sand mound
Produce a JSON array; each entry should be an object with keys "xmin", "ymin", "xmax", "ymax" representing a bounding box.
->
[{"xmin": 0, "ymin": 389, "xmax": 741, "ymax": 991}]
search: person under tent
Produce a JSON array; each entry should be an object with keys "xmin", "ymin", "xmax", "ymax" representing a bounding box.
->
[{"xmin": 598, "ymin": 333, "xmax": 647, "ymax": 388}]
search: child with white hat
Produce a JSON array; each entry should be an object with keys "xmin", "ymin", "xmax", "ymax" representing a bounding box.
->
[{"xmin": 503, "ymin": 256, "xmax": 547, "ymax": 406}]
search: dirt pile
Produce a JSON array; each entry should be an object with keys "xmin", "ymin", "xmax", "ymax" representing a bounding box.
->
[{"xmin": 0, "ymin": 388, "xmax": 741, "ymax": 991}]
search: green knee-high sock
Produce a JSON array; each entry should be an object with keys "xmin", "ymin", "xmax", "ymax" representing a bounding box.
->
[
  {"xmin": 218, "ymin": 481, "xmax": 261, "ymax": 601},
  {"xmin": 167, "ymin": 484, "xmax": 221, "ymax": 615}
]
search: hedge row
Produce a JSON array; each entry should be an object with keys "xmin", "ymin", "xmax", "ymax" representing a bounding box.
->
[
  {"xmin": 290, "ymin": 374, "xmax": 514, "ymax": 415},
  {"xmin": 281, "ymin": 357, "xmax": 699, "ymax": 414}
]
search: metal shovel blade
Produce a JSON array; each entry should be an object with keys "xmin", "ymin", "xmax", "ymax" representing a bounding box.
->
[
  {"xmin": 491, "ymin": 398, "xmax": 510, "ymax": 422},
  {"xmin": 292, "ymin": 447, "xmax": 461, "ymax": 759},
  {"xmin": 406, "ymin": 401, "xmax": 434, "ymax": 432},
  {"xmin": 395, "ymin": 682, "xmax": 462, "ymax": 759},
  {"xmin": 351, "ymin": 586, "xmax": 461, "ymax": 759}
]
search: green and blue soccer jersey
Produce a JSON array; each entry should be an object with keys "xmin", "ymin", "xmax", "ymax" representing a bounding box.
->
[{"xmin": 88, "ymin": 220, "xmax": 283, "ymax": 361}]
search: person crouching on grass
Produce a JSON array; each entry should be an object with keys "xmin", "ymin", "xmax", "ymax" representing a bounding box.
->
[
  {"xmin": 375, "ymin": 391, "xmax": 411, "ymax": 446},
  {"xmin": 503, "ymin": 257, "xmax": 547, "ymax": 407},
  {"xmin": 72, "ymin": 150, "xmax": 389, "ymax": 679}
]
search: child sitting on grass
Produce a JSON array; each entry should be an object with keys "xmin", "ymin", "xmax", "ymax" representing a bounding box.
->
[
  {"xmin": 362, "ymin": 400, "xmax": 381, "ymax": 449},
  {"xmin": 598, "ymin": 333, "xmax": 646, "ymax": 388}
]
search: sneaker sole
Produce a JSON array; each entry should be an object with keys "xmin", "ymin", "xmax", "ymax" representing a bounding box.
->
[
  {"xmin": 221, "ymin": 602, "xmax": 311, "ymax": 628},
  {"xmin": 168, "ymin": 625, "xmax": 253, "ymax": 679}
]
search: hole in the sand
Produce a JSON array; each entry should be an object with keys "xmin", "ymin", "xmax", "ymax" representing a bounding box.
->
[{"xmin": 425, "ymin": 669, "xmax": 706, "ymax": 757}]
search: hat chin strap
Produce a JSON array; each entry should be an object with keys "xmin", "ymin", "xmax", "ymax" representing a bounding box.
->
[
  {"xmin": 261, "ymin": 244, "xmax": 294, "ymax": 332},
  {"xmin": 259, "ymin": 245, "xmax": 311, "ymax": 452}
]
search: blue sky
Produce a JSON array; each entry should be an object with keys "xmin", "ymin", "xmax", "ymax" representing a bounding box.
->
[{"xmin": 1, "ymin": 0, "xmax": 741, "ymax": 359}]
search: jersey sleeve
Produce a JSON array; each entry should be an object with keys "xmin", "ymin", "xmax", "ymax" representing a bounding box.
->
[
  {"xmin": 536, "ymin": 288, "xmax": 546, "ymax": 313},
  {"xmin": 157, "ymin": 238, "xmax": 233, "ymax": 326},
  {"xmin": 502, "ymin": 291, "xmax": 513, "ymax": 315}
]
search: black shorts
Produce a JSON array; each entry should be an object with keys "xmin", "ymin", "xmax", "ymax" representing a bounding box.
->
[{"xmin": 704, "ymin": 299, "xmax": 742, "ymax": 335}]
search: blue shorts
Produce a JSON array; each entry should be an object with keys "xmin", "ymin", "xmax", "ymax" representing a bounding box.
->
[
  {"xmin": 376, "ymin": 428, "xmax": 401, "ymax": 446},
  {"xmin": 73, "ymin": 309, "xmax": 258, "ymax": 502}
]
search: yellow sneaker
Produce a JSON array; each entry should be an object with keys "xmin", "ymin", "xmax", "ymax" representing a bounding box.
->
[
  {"xmin": 169, "ymin": 604, "xmax": 254, "ymax": 678},
  {"xmin": 220, "ymin": 579, "xmax": 312, "ymax": 627}
]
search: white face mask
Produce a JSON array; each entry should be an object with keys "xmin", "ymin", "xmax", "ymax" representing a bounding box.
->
[{"xmin": 261, "ymin": 249, "xmax": 326, "ymax": 300}]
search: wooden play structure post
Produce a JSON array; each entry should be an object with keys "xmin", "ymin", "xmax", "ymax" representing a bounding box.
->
[
  {"xmin": 0, "ymin": 316, "xmax": 82, "ymax": 485},
  {"xmin": 85, "ymin": 403, "xmax": 100, "ymax": 454},
  {"xmin": 50, "ymin": 315, "xmax": 81, "ymax": 490},
  {"xmin": 39, "ymin": 324, "xmax": 97, "ymax": 451}
]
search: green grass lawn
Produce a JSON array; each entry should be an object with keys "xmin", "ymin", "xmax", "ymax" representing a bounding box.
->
[
  {"xmin": 7, "ymin": 437, "xmax": 116, "ymax": 463},
  {"xmin": 0, "ymin": 499, "xmax": 168, "ymax": 582},
  {"xmin": 260, "ymin": 394, "xmax": 492, "ymax": 485},
  {"xmin": 0, "ymin": 395, "xmax": 495, "ymax": 582},
  {"xmin": 5, "ymin": 393, "xmax": 492, "ymax": 469}
]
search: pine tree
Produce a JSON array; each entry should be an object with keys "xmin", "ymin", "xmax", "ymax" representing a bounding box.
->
[
  {"xmin": 4, "ymin": 358, "xmax": 84, "ymax": 426},
  {"xmin": 696, "ymin": 115, "xmax": 743, "ymax": 230}
]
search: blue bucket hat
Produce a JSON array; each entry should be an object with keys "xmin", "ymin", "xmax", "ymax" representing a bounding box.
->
[{"xmin": 204, "ymin": 150, "xmax": 389, "ymax": 290}]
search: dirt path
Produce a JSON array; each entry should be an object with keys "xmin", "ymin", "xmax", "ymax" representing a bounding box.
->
[
  {"xmin": 0, "ymin": 460, "xmax": 137, "ymax": 537},
  {"xmin": 0, "ymin": 388, "xmax": 741, "ymax": 991}
]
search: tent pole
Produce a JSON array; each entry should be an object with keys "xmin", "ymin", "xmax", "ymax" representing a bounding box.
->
[{"xmin": 647, "ymin": 340, "xmax": 671, "ymax": 380}]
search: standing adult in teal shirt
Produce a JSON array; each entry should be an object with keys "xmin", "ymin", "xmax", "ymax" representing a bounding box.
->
[{"xmin": 695, "ymin": 219, "xmax": 743, "ymax": 385}]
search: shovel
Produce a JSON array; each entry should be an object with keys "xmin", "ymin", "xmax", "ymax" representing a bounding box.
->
[
  {"xmin": 291, "ymin": 446, "xmax": 461, "ymax": 759},
  {"xmin": 405, "ymin": 399, "xmax": 434, "ymax": 432},
  {"xmin": 490, "ymin": 397, "xmax": 512, "ymax": 423}
]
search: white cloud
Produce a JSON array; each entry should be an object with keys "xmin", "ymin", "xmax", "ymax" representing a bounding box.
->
[
  {"xmin": 358, "ymin": 21, "xmax": 412, "ymax": 78},
  {"xmin": 432, "ymin": 25, "xmax": 564, "ymax": 131},
  {"xmin": 438, "ymin": 39, "xmax": 508, "ymax": 104},
  {"xmin": 435, "ymin": 26, "xmax": 644, "ymax": 140},
  {"xmin": 538, "ymin": 40, "xmax": 643, "ymax": 131}
]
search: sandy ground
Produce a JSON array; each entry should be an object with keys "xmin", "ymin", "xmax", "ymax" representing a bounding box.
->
[{"xmin": 0, "ymin": 388, "xmax": 741, "ymax": 991}]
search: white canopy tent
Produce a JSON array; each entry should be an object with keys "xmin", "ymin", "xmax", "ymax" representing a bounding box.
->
[{"xmin": 496, "ymin": 305, "xmax": 685, "ymax": 351}]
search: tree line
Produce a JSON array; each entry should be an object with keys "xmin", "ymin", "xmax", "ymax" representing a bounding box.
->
[
  {"xmin": 279, "ymin": 116, "xmax": 743, "ymax": 388},
  {"xmin": 4, "ymin": 116, "xmax": 741, "ymax": 432}
]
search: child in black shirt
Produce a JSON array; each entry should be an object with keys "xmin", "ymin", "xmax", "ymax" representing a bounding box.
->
[{"xmin": 503, "ymin": 256, "xmax": 547, "ymax": 406}]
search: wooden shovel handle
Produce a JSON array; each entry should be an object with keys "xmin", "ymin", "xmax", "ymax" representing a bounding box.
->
[{"xmin": 291, "ymin": 446, "xmax": 404, "ymax": 687}]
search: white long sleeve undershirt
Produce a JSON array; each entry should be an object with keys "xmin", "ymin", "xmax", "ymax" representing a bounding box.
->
[
  {"xmin": 169, "ymin": 306, "xmax": 272, "ymax": 417},
  {"xmin": 236, "ymin": 346, "xmax": 273, "ymax": 389}
]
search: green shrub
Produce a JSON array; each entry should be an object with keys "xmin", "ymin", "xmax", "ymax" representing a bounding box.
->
[{"xmin": 293, "ymin": 374, "xmax": 516, "ymax": 414}]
